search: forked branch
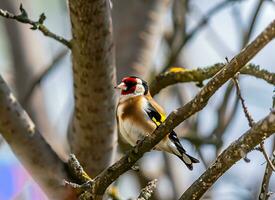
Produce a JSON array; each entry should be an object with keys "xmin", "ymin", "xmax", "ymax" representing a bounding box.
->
[{"xmin": 0, "ymin": 4, "xmax": 71, "ymax": 48}]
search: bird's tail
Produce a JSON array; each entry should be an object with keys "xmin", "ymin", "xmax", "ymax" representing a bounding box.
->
[
  {"xmin": 178, "ymin": 152, "xmax": 200, "ymax": 170},
  {"xmin": 168, "ymin": 131, "xmax": 199, "ymax": 170}
]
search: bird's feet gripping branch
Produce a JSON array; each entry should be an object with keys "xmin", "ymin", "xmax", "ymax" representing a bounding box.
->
[{"xmin": 115, "ymin": 76, "xmax": 199, "ymax": 170}]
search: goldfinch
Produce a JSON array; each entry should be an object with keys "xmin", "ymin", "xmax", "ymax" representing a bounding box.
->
[{"xmin": 115, "ymin": 76, "xmax": 199, "ymax": 170}]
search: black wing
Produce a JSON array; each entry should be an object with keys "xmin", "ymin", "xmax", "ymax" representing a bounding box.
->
[{"xmin": 145, "ymin": 102, "xmax": 164, "ymax": 126}]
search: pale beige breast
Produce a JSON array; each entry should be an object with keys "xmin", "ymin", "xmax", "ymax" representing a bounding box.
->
[{"xmin": 117, "ymin": 95, "xmax": 156, "ymax": 146}]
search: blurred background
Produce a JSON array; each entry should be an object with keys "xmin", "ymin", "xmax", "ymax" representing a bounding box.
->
[{"xmin": 0, "ymin": 0, "xmax": 275, "ymax": 199}]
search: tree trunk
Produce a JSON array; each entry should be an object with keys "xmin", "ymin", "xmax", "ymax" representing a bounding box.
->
[{"xmin": 68, "ymin": 0, "xmax": 117, "ymax": 177}]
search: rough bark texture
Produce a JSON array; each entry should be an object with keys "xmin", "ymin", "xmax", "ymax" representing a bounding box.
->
[
  {"xmin": 0, "ymin": 76, "xmax": 76, "ymax": 200},
  {"xmin": 113, "ymin": 0, "xmax": 169, "ymax": 81},
  {"xmin": 68, "ymin": 0, "xmax": 116, "ymax": 177}
]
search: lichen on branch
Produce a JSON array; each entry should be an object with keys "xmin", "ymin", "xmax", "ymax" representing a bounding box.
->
[{"xmin": 150, "ymin": 63, "xmax": 275, "ymax": 96}]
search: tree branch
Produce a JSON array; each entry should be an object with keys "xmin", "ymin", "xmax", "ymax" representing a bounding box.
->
[
  {"xmin": 150, "ymin": 63, "xmax": 275, "ymax": 96},
  {"xmin": 0, "ymin": 75, "xmax": 75, "ymax": 199},
  {"xmin": 137, "ymin": 179, "xmax": 158, "ymax": 200},
  {"xmin": 259, "ymin": 138, "xmax": 275, "ymax": 200},
  {"xmin": 79, "ymin": 19, "xmax": 275, "ymax": 197},
  {"xmin": 68, "ymin": 0, "xmax": 117, "ymax": 177},
  {"xmin": 0, "ymin": 4, "xmax": 71, "ymax": 48},
  {"xmin": 179, "ymin": 111, "xmax": 275, "ymax": 200}
]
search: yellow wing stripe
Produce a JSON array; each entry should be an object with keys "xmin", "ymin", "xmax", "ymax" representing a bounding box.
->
[{"xmin": 151, "ymin": 113, "xmax": 166, "ymax": 126}]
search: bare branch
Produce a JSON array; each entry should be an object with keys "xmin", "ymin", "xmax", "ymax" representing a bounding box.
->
[
  {"xmin": 259, "ymin": 138, "xmax": 275, "ymax": 200},
  {"xmin": 137, "ymin": 179, "xmax": 158, "ymax": 200},
  {"xmin": 260, "ymin": 142, "xmax": 275, "ymax": 171},
  {"xmin": 232, "ymin": 76, "xmax": 255, "ymax": 126},
  {"xmin": 233, "ymin": 75, "xmax": 275, "ymax": 169},
  {"xmin": 0, "ymin": 4, "xmax": 71, "ymax": 48},
  {"xmin": 150, "ymin": 63, "xmax": 275, "ymax": 96},
  {"xmin": 0, "ymin": 75, "xmax": 75, "ymax": 199}
]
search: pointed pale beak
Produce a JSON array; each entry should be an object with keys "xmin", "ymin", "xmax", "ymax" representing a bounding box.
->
[{"xmin": 114, "ymin": 82, "xmax": 127, "ymax": 90}]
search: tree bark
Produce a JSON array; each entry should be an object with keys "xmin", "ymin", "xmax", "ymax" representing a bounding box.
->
[
  {"xmin": 68, "ymin": 0, "xmax": 117, "ymax": 177},
  {"xmin": 0, "ymin": 75, "xmax": 76, "ymax": 200},
  {"xmin": 1, "ymin": 0, "xmax": 69, "ymax": 161}
]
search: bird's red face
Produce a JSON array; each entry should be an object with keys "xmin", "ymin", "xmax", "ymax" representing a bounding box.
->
[
  {"xmin": 115, "ymin": 76, "xmax": 149, "ymax": 96},
  {"xmin": 115, "ymin": 77, "xmax": 139, "ymax": 95}
]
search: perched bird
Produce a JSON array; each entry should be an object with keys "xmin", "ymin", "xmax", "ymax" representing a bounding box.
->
[{"xmin": 115, "ymin": 76, "xmax": 199, "ymax": 170}]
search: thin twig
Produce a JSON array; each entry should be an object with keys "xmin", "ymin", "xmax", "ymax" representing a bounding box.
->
[
  {"xmin": 232, "ymin": 74, "xmax": 253, "ymax": 162},
  {"xmin": 232, "ymin": 76, "xmax": 255, "ymax": 127},
  {"xmin": 0, "ymin": 4, "xmax": 71, "ymax": 48},
  {"xmin": 137, "ymin": 179, "xmax": 158, "ymax": 200},
  {"xmin": 258, "ymin": 137, "xmax": 275, "ymax": 200},
  {"xmin": 260, "ymin": 142, "xmax": 275, "ymax": 172},
  {"xmin": 232, "ymin": 74, "xmax": 275, "ymax": 170}
]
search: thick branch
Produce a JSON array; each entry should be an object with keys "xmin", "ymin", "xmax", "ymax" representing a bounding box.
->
[
  {"xmin": 0, "ymin": 75, "xmax": 75, "ymax": 200},
  {"xmin": 68, "ymin": 0, "xmax": 116, "ymax": 177},
  {"xmin": 180, "ymin": 111, "xmax": 275, "ymax": 200},
  {"xmin": 0, "ymin": 4, "xmax": 71, "ymax": 48},
  {"xmin": 87, "ymin": 20, "xmax": 275, "ymax": 196},
  {"xmin": 150, "ymin": 63, "xmax": 275, "ymax": 96}
]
